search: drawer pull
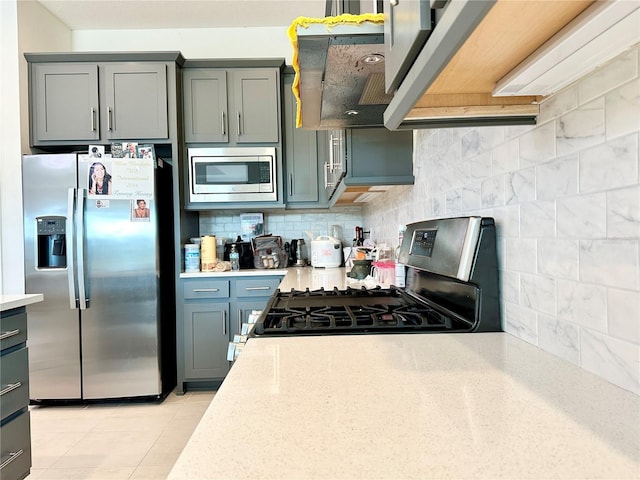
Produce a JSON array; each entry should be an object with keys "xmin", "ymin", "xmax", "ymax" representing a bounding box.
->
[
  {"xmin": 245, "ymin": 286, "xmax": 271, "ymax": 291},
  {"xmin": 0, "ymin": 329, "xmax": 20, "ymax": 341},
  {"xmin": 0, "ymin": 449, "xmax": 23, "ymax": 470},
  {"xmin": 193, "ymin": 288, "xmax": 220, "ymax": 293},
  {"xmin": 0, "ymin": 382, "xmax": 22, "ymax": 396}
]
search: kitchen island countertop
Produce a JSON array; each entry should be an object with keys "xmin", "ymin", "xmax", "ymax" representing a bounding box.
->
[
  {"xmin": 0, "ymin": 293, "xmax": 44, "ymax": 311},
  {"xmin": 168, "ymin": 332, "xmax": 639, "ymax": 480}
]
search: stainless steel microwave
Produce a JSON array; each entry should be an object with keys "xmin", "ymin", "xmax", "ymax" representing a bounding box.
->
[{"xmin": 188, "ymin": 147, "xmax": 277, "ymax": 203}]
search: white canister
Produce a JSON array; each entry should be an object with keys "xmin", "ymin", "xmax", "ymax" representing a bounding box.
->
[{"xmin": 185, "ymin": 244, "xmax": 200, "ymax": 273}]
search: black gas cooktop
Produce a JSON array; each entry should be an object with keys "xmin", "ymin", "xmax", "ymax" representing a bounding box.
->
[
  {"xmin": 253, "ymin": 286, "xmax": 475, "ymax": 336},
  {"xmin": 252, "ymin": 217, "xmax": 501, "ymax": 338}
]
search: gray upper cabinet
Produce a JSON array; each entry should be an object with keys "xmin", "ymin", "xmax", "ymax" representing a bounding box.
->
[
  {"xmin": 282, "ymin": 72, "xmax": 329, "ymax": 207},
  {"xmin": 29, "ymin": 61, "xmax": 169, "ymax": 145},
  {"xmin": 384, "ymin": 0, "xmax": 434, "ymax": 94},
  {"xmin": 31, "ymin": 63, "xmax": 100, "ymax": 143},
  {"xmin": 328, "ymin": 127, "xmax": 414, "ymax": 206},
  {"xmin": 183, "ymin": 68, "xmax": 279, "ymax": 144},
  {"xmin": 102, "ymin": 63, "xmax": 168, "ymax": 140},
  {"xmin": 233, "ymin": 70, "xmax": 279, "ymax": 143},
  {"xmin": 183, "ymin": 69, "xmax": 228, "ymax": 143}
]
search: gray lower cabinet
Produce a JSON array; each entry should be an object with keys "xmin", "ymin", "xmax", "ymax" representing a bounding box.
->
[
  {"xmin": 27, "ymin": 59, "xmax": 170, "ymax": 145},
  {"xmin": 182, "ymin": 279, "xmax": 231, "ymax": 381},
  {"xmin": 183, "ymin": 67, "xmax": 280, "ymax": 144},
  {"xmin": 232, "ymin": 277, "xmax": 282, "ymax": 336},
  {"xmin": 179, "ymin": 275, "xmax": 283, "ymax": 392},
  {"xmin": 282, "ymin": 71, "xmax": 329, "ymax": 208},
  {"xmin": 183, "ymin": 302, "xmax": 231, "ymax": 379},
  {"xmin": 0, "ymin": 307, "xmax": 31, "ymax": 480}
]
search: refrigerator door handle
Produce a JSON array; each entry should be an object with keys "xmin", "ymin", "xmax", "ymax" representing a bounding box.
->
[
  {"xmin": 77, "ymin": 188, "xmax": 88, "ymax": 310},
  {"xmin": 67, "ymin": 187, "xmax": 78, "ymax": 309}
]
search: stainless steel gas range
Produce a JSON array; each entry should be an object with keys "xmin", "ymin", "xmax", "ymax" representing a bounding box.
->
[{"xmin": 228, "ymin": 216, "xmax": 500, "ymax": 359}]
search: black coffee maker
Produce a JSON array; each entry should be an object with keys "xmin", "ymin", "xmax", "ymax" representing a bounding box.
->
[
  {"xmin": 288, "ymin": 238, "xmax": 306, "ymax": 266},
  {"xmin": 223, "ymin": 236, "xmax": 254, "ymax": 269}
]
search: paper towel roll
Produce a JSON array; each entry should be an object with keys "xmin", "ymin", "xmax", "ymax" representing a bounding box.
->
[{"xmin": 200, "ymin": 235, "xmax": 217, "ymax": 271}]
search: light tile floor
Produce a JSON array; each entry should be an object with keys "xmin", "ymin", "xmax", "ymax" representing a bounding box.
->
[{"xmin": 27, "ymin": 389, "xmax": 216, "ymax": 480}]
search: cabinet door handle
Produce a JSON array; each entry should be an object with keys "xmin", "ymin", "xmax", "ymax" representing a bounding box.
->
[
  {"xmin": 90, "ymin": 107, "xmax": 96, "ymax": 131},
  {"xmin": 324, "ymin": 162, "xmax": 329, "ymax": 188},
  {"xmin": 238, "ymin": 309, "xmax": 242, "ymax": 334},
  {"xmin": 328, "ymin": 134, "xmax": 335, "ymax": 172},
  {"xmin": 289, "ymin": 173, "xmax": 294, "ymax": 195},
  {"xmin": 332, "ymin": 133, "xmax": 343, "ymax": 171},
  {"xmin": 221, "ymin": 111, "xmax": 226, "ymax": 136},
  {"xmin": 0, "ymin": 382, "xmax": 22, "ymax": 396},
  {"xmin": 223, "ymin": 310, "xmax": 227, "ymax": 336},
  {"xmin": 107, "ymin": 107, "xmax": 113, "ymax": 131},
  {"xmin": 0, "ymin": 329, "xmax": 20, "ymax": 341},
  {"xmin": 245, "ymin": 286, "xmax": 271, "ymax": 291},
  {"xmin": 0, "ymin": 449, "xmax": 23, "ymax": 471},
  {"xmin": 192, "ymin": 288, "xmax": 219, "ymax": 293},
  {"xmin": 236, "ymin": 112, "xmax": 242, "ymax": 136},
  {"xmin": 324, "ymin": 163, "xmax": 335, "ymax": 188}
]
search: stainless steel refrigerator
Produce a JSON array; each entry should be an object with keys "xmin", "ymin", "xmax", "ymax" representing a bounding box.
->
[{"xmin": 23, "ymin": 152, "xmax": 176, "ymax": 401}]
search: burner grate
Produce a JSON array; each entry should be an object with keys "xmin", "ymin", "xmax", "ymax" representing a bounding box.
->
[
  {"xmin": 278, "ymin": 286, "xmax": 403, "ymax": 299},
  {"xmin": 260, "ymin": 302, "xmax": 455, "ymax": 334}
]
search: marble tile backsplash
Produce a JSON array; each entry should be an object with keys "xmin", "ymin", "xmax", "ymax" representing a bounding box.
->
[
  {"xmin": 364, "ymin": 47, "xmax": 640, "ymax": 394},
  {"xmin": 199, "ymin": 207, "xmax": 364, "ymax": 252}
]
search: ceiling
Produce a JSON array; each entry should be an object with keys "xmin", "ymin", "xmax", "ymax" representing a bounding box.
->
[{"xmin": 35, "ymin": 0, "xmax": 328, "ymax": 30}]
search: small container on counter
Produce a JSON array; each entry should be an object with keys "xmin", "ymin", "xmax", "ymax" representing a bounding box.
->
[
  {"xmin": 201, "ymin": 235, "xmax": 217, "ymax": 271},
  {"xmin": 184, "ymin": 244, "xmax": 200, "ymax": 273},
  {"xmin": 230, "ymin": 244, "xmax": 240, "ymax": 271}
]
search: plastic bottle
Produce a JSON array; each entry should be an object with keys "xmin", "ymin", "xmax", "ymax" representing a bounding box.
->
[
  {"xmin": 230, "ymin": 244, "xmax": 240, "ymax": 271},
  {"xmin": 395, "ymin": 225, "xmax": 406, "ymax": 287}
]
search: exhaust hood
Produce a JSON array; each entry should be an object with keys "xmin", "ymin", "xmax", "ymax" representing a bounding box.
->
[{"xmin": 288, "ymin": 14, "xmax": 387, "ymax": 129}]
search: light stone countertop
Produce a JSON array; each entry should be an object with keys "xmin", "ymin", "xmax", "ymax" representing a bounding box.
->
[
  {"xmin": 181, "ymin": 266, "xmax": 387, "ymax": 290},
  {"xmin": 180, "ymin": 269, "xmax": 289, "ymax": 279},
  {"xmin": 168, "ymin": 332, "xmax": 640, "ymax": 480},
  {"xmin": 278, "ymin": 266, "xmax": 387, "ymax": 291},
  {"xmin": 0, "ymin": 293, "xmax": 44, "ymax": 312}
]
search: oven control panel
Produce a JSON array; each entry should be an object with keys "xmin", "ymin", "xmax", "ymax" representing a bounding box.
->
[
  {"xmin": 400, "ymin": 216, "xmax": 484, "ymax": 282},
  {"xmin": 410, "ymin": 228, "xmax": 437, "ymax": 257}
]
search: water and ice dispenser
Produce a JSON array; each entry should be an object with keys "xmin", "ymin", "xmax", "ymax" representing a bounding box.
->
[{"xmin": 36, "ymin": 216, "xmax": 67, "ymax": 269}]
